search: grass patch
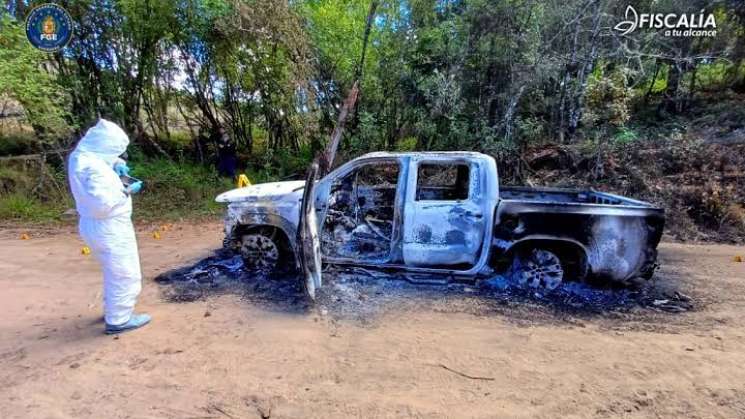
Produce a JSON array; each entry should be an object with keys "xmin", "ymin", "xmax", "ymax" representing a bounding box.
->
[
  {"xmin": 0, "ymin": 158, "xmax": 241, "ymax": 224},
  {"xmin": 0, "ymin": 193, "xmax": 66, "ymax": 223}
]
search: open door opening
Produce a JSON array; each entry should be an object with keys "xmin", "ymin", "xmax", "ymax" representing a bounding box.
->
[{"xmin": 320, "ymin": 160, "xmax": 400, "ymax": 263}]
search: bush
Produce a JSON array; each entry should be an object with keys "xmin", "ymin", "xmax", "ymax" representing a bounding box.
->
[
  {"xmin": 242, "ymin": 144, "xmax": 313, "ymax": 183},
  {"xmin": 394, "ymin": 136, "xmax": 418, "ymax": 151},
  {"xmin": 694, "ymin": 62, "xmax": 731, "ymax": 91},
  {"xmin": 127, "ymin": 158, "xmax": 235, "ymax": 220},
  {"xmin": 0, "ymin": 132, "xmax": 39, "ymax": 156},
  {"xmin": 0, "ymin": 157, "xmax": 241, "ymax": 224},
  {"xmin": 153, "ymin": 131, "xmax": 196, "ymax": 160},
  {"xmin": 0, "ymin": 165, "xmax": 35, "ymax": 195},
  {"xmin": 613, "ymin": 127, "xmax": 639, "ymax": 145},
  {"xmin": 0, "ymin": 150, "xmax": 296, "ymax": 224}
]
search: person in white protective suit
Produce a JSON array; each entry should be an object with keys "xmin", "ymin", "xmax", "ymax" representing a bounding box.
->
[{"xmin": 68, "ymin": 119, "xmax": 151, "ymax": 334}]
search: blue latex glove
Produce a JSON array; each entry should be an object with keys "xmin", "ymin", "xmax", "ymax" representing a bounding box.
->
[
  {"xmin": 114, "ymin": 162, "xmax": 130, "ymax": 176},
  {"xmin": 126, "ymin": 181, "xmax": 143, "ymax": 195}
]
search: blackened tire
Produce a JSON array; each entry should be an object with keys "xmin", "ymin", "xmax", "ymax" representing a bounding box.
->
[
  {"xmin": 240, "ymin": 233, "xmax": 281, "ymax": 272},
  {"xmin": 511, "ymin": 248, "xmax": 564, "ymax": 290}
]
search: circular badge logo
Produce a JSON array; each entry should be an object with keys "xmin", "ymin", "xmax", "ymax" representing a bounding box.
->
[{"xmin": 25, "ymin": 3, "xmax": 73, "ymax": 52}]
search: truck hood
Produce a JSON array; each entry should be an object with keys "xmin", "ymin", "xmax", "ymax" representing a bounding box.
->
[{"xmin": 215, "ymin": 180, "xmax": 305, "ymax": 203}]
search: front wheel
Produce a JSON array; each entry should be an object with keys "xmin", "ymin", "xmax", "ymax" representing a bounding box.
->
[
  {"xmin": 240, "ymin": 233, "xmax": 280, "ymax": 272},
  {"xmin": 511, "ymin": 248, "xmax": 564, "ymax": 290}
]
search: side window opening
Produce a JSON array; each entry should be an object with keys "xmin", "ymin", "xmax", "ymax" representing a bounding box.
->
[
  {"xmin": 416, "ymin": 163, "xmax": 470, "ymax": 201},
  {"xmin": 322, "ymin": 162, "xmax": 400, "ymax": 259}
]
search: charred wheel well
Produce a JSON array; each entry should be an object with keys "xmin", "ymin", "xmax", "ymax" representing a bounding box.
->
[
  {"xmin": 232, "ymin": 224, "xmax": 295, "ymax": 257},
  {"xmin": 493, "ymin": 239, "xmax": 589, "ymax": 280}
]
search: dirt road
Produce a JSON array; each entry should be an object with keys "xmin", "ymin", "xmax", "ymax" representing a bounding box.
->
[{"xmin": 1, "ymin": 221, "xmax": 744, "ymax": 418}]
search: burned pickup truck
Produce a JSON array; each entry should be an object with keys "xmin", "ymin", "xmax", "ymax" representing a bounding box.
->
[{"xmin": 216, "ymin": 152, "xmax": 664, "ymax": 298}]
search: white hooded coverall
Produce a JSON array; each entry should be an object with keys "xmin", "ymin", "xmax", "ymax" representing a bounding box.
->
[{"xmin": 68, "ymin": 119, "xmax": 142, "ymax": 326}]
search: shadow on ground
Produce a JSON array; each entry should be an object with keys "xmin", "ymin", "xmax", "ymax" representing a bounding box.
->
[{"xmin": 155, "ymin": 249, "xmax": 695, "ymax": 325}]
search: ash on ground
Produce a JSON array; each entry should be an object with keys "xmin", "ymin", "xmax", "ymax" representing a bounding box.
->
[
  {"xmin": 155, "ymin": 249, "xmax": 309, "ymax": 312},
  {"xmin": 155, "ymin": 250, "xmax": 694, "ymax": 324}
]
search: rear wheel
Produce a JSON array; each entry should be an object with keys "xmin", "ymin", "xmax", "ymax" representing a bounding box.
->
[{"xmin": 512, "ymin": 248, "xmax": 564, "ymax": 290}]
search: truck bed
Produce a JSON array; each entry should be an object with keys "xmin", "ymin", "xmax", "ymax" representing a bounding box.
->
[
  {"xmin": 499, "ymin": 186, "xmax": 656, "ymax": 208},
  {"xmin": 494, "ymin": 186, "xmax": 665, "ymax": 283}
]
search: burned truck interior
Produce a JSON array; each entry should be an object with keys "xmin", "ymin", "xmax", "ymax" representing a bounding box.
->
[{"xmin": 321, "ymin": 160, "xmax": 399, "ymax": 261}]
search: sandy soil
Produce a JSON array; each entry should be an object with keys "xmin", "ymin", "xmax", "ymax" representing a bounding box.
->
[{"xmin": 1, "ymin": 221, "xmax": 745, "ymax": 419}]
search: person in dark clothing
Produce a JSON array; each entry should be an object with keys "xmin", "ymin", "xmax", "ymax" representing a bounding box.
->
[{"xmin": 214, "ymin": 127, "xmax": 237, "ymax": 178}]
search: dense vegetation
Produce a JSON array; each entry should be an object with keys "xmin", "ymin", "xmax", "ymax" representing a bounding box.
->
[{"xmin": 1, "ymin": 0, "xmax": 744, "ymax": 240}]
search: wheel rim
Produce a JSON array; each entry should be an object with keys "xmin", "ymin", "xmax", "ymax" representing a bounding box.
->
[
  {"xmin": 518, "ymin": 249, "xmax": 563, "ymax": 290},
  {"xmin": 240, "ymin": 234, "xmax": 280, "ymax": 271}
]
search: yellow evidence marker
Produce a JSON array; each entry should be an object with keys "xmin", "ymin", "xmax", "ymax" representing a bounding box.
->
[
  {"xmin": 81, "ymin": 246, "xmax": 91, "ymax": 255},
  {"xmin": 153, "ymin": 231, "xmax": 161, "ymax": 240},
  {"xmin": 237, "ymin": 174, "xmax": 251, "ymax": 188}
]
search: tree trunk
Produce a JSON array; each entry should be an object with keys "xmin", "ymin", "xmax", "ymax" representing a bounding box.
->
[
  {"xmin": 686, "ymin": 64, "xmax": 698, "ymax": 109},
  {"xmin": 319, "ymin": 82, "xmax": 359, "ymax": 176},
  {"xmin": 664, "ymin": 62, "xmax": 685, "ymax": 113},
  {"xmin": 644, "ymin": 60, "xmax": 661, "ymax": 104},
  {"xmin": 566, "ymin": 0, "xmax": 601, "ymax": 140}
]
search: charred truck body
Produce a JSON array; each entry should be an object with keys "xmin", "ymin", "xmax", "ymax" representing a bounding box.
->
[{"xmin": 216, "ymin": 152, "xmax": 664, "ymax": 294}]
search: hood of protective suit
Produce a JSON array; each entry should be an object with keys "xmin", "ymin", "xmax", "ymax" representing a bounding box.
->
[
  {"xmin": 68, "ymin": 118, "xmax": 132, "ymax": 220},
  {"xmin": 75, "ymin": 119, "xmax": 130, "ymax": 164}
]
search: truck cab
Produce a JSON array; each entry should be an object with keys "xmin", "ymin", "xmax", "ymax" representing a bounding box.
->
[{"xmin": 312, "ymin": 152, "xmax": 498, "ymax": 275}]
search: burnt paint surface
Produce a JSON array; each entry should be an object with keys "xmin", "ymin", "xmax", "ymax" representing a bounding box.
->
[
  {"xmin": 219, "ymin": 152, "xmax": 665, "ymax": 284},
  {"xmin": 401, "ymin": 156, "xmax": 494, "ymax": 268},
  {"xmin": 494, "ymin": 200, "xmax": 665, "ymax": 281}
]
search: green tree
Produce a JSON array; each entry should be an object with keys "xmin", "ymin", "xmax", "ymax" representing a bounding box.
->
[{"xmin": 0, "ymin": 14, "xmax": 72, "ymax": 143}]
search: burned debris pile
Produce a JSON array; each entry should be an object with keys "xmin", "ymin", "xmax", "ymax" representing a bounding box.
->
[
  {"xmin": 154, "ymin": 249, "xmax": 307, "ymax": 308},
  {"xmin": 155, "ymin": 251, "xmax": 694, "ymax": 319}
]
